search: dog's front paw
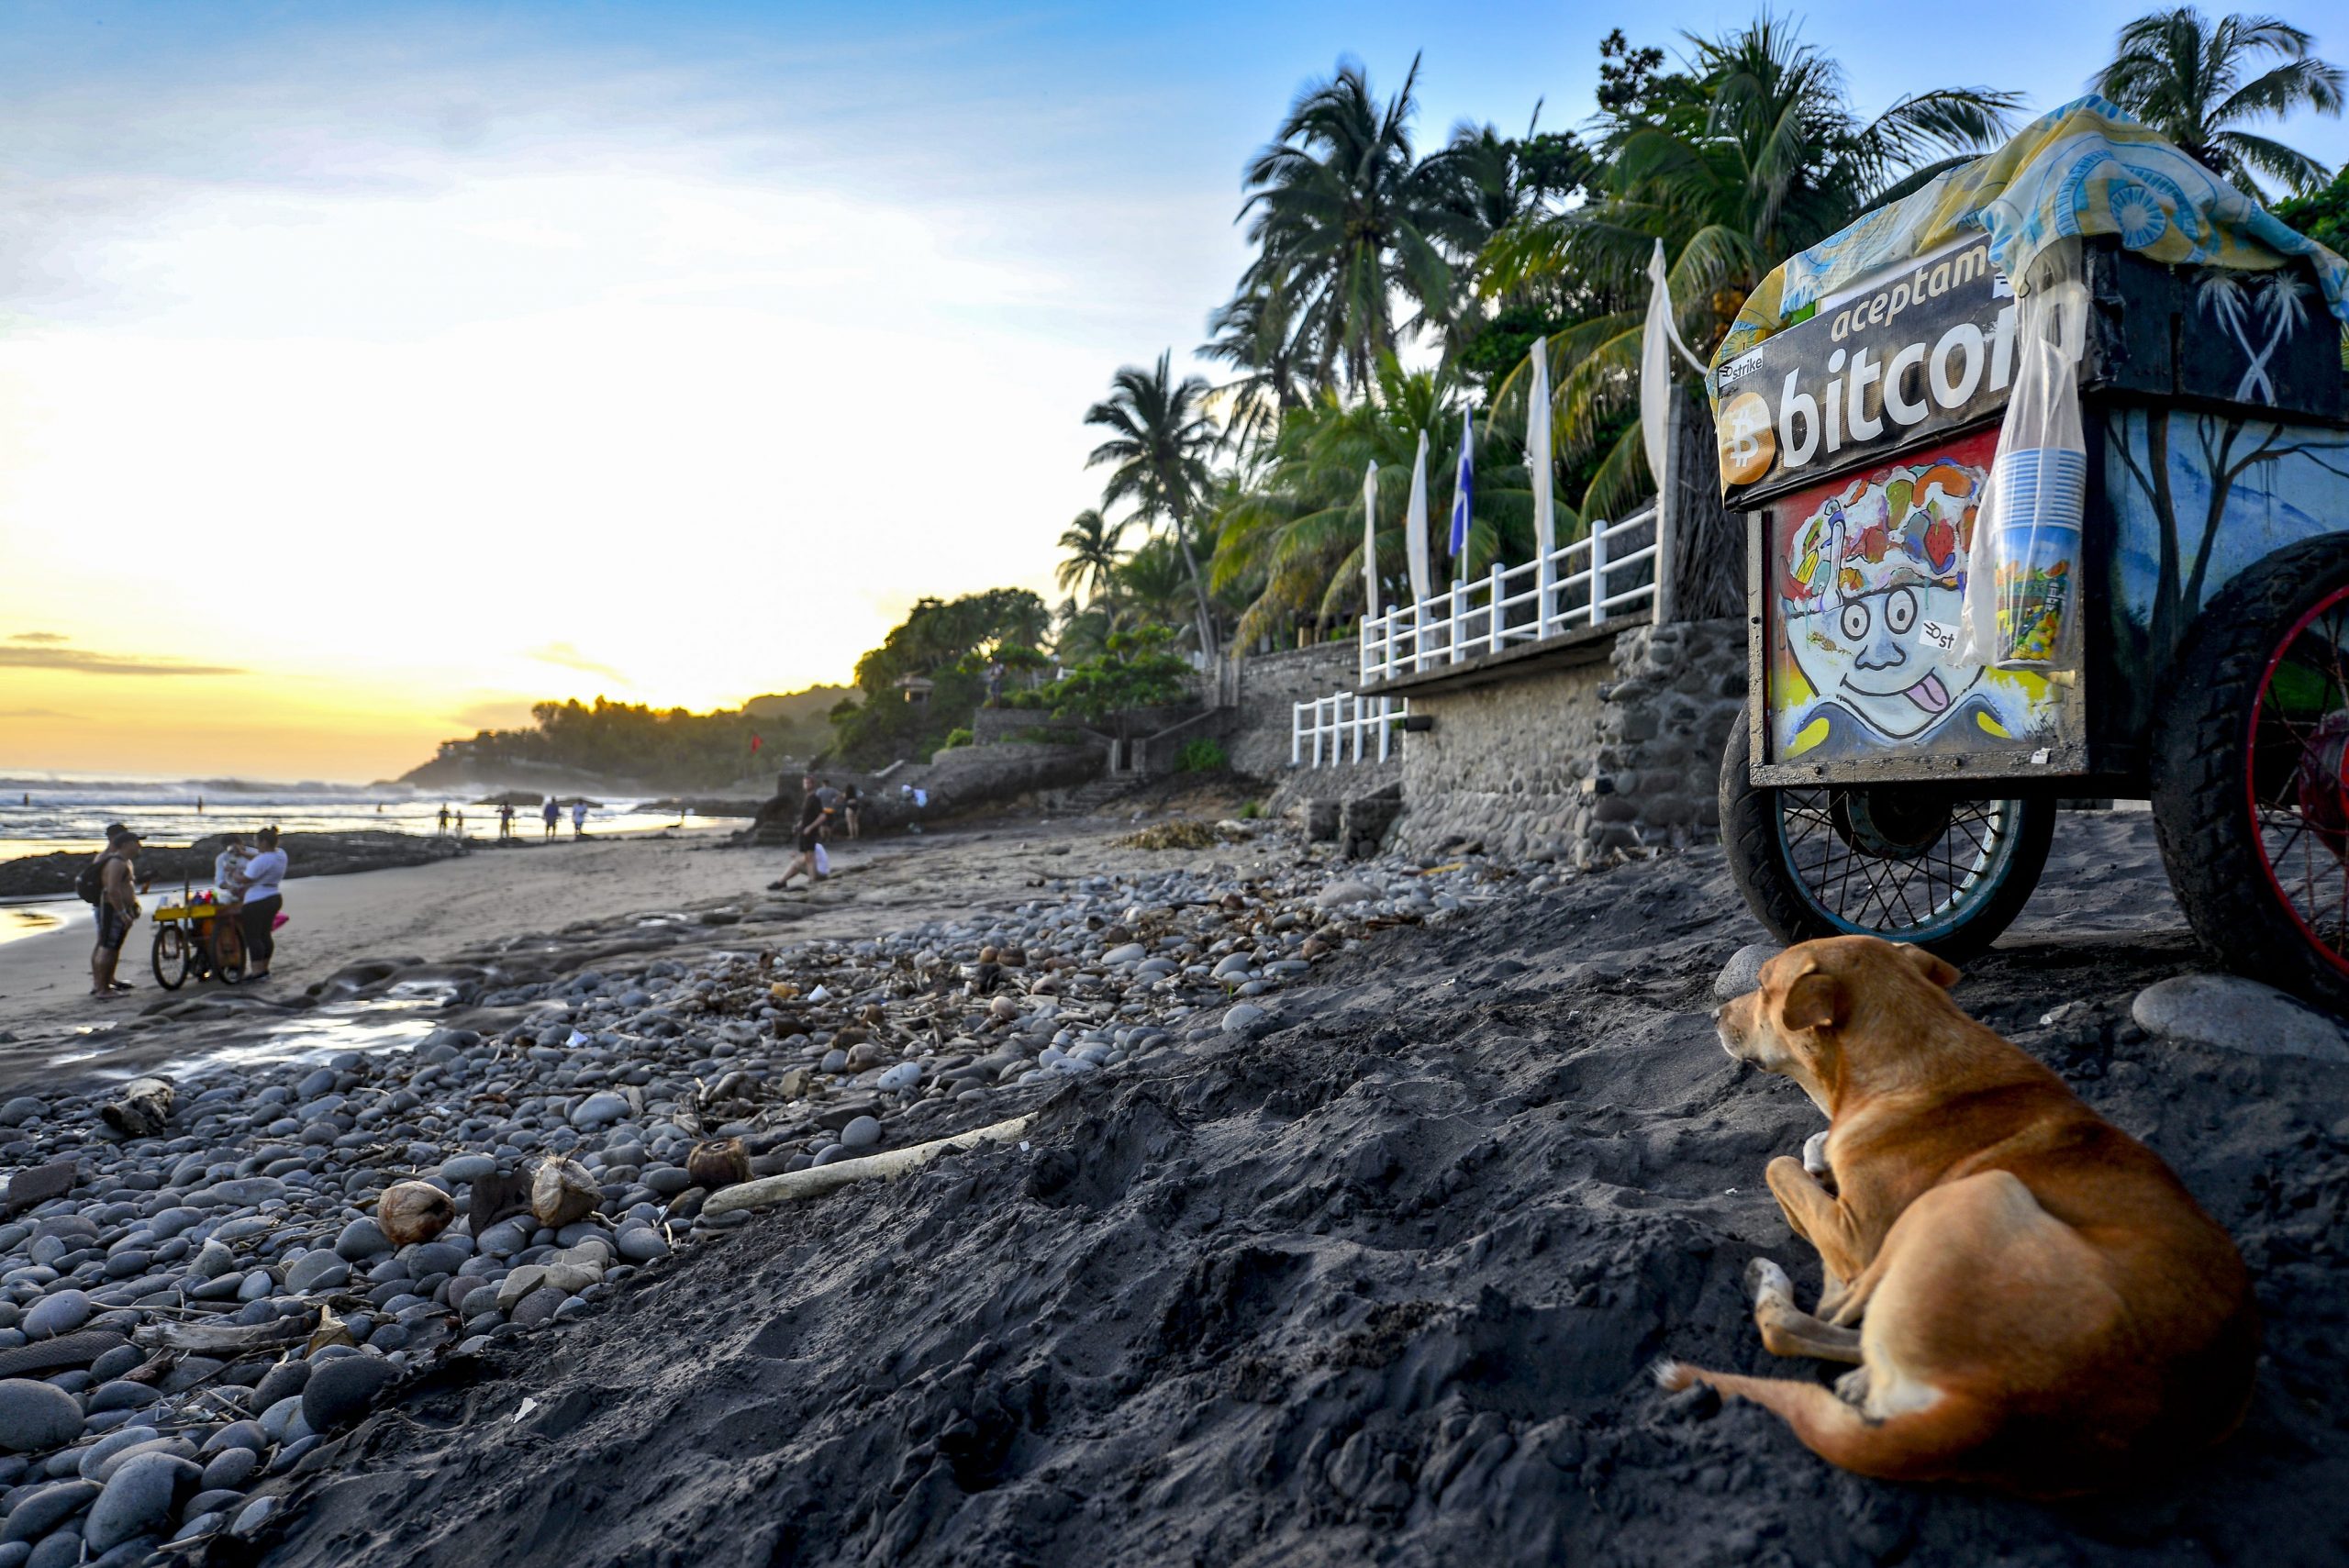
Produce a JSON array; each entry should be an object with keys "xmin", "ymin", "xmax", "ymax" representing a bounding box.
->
[{"xmin": 1802, "ymin": 1129, "xmax": 1837, "ymax": 1194}]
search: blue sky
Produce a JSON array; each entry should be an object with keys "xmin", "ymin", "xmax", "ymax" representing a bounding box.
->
[{"xmin": 0, "ymin": 2, "xmax": 2343, "ymax": 775}]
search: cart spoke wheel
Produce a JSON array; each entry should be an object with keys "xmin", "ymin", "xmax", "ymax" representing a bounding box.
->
[
  {"xmin": 151, "ymin": 924, "xmax": 191, "ymax": 991},
  {"xmin": 1775, "ymin": 786, "xmax": 2029, "ymax": 942},
  {"xmin": 2247, "ymin": 586, "xmax": 2349, "ymax": 978}
]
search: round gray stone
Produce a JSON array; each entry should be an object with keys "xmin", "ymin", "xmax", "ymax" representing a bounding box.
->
[
  {"xmin": 85, "ymin": 1451, "xmax": 196, "ymax": 1552},
  {"xmin": 21, "ymin": 1291, "xmax": 93, "ymax": 1340},
  {"xmin": 0, "ymin": 1380, "xmax": 83, "ymax": 1453},
  {"xmin": 300, "ymin": 1355, "xmax": 398, "ymax": 1431},
  {"xmin": 838, "ymin": 1117, "xmax": 882, "ymax": 1151},
  {"xmin": 284, "ymin": 1252, "xmax": 350, "ymax": 1293},
  {"xmin": 199, "ymin": 1446, "xmax": 260, "ymax": 1491},
  {"xmin": 2132, "ymin": 973, "xmax": 2349, "ymax": 1063},
  {"xmin": 615, "ymin": 1228, "xmax": 669, "ymax": 1264},
  {"xmin": 440, "ymin": 1153, "xmax": 498, "ymax": 1184},
  {"xmin": 229, "ymin": 1495, "xmax": 278, "ymax": 1539},
  {"xmin": 1221, "ymin": 1003, "xmax": 1269, "ymax": 1035},
  {"xmin": 568, "ymin": 1093, "xmax": 629, "ymax": 1129},
  {"xmin": 0, "ymin": 1479, "xmax": 97, "ymax": 1544},
  {"xmin": 1713, "ymin": 942, "xmax": 1779, "ymax": 1001},
  {"xmin": 333, "ymin": 1218, "xmax": 390, "ymax": 1261}
]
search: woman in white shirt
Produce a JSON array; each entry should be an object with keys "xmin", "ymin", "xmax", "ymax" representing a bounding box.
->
[{"xmin": 239, "ymin": 827, "xmax": 288, "ymax": 982}]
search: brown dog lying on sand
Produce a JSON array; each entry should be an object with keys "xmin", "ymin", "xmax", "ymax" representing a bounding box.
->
[{"xmin": 1656, "ymin": 935, "xmax": 2257, "ymax": 1496}]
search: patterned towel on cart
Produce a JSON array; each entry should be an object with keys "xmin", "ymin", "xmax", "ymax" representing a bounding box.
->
[{"xmin": 1709, "ymin": 95, "xmax": 2349, "ymax": 395}]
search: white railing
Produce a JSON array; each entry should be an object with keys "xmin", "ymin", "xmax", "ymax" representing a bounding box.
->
[
  {"xmin": 1359, "ymin": 506, "xmax": 1659, "ymax": 686},
  {"xmin": 1291, "ymin": 692, "xmax": 1405, "ymax": 768}
]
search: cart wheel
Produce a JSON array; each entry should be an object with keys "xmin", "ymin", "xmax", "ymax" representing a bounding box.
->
[
  {"xmin": 213, "ymin": 920, "xmax": 246, "ymax": 985},
  {"xmin": 151, "ymin": 924, "xmax": 191, "ymax": 991},
  {"xmin": 1720, "ymin": 707, "xmax": 2056, "ymax": 961},
  {"xmin": 2151, "ymin": 534, "xmax": 2349, "ymax": 1008}
]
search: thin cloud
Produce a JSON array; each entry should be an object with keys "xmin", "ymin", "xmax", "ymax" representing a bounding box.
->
[
  {"xmin": 7, "ymin": 631, "xmax": 69, "ymax": 643},
  {"xmin": 0, "ymin": 646, "xmax": 243, "ymax": 676},
  {"xmin": 526, "ymin": 642, "xmax": 628, "ymax": 683},
  {"xmin": 0, "ymin": 707, "xmax": 72, "ymax": 718}
]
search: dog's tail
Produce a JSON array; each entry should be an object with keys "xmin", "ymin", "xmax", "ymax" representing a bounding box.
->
[{"xmin": 1653, "ymin": 1362, "xmax": 1997, "ymax": 1484}]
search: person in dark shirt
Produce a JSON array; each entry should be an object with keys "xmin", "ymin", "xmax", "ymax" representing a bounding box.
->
[{"xmin": 778, "ymin": 773, "xmax": 831, "ymax": 888}]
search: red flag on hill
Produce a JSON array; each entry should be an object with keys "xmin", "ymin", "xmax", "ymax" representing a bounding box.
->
[{"xmin": 750, "ymin": 733, "xmax": 763, "ymax": 754}]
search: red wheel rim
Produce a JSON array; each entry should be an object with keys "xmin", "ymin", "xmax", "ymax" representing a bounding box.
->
[{"xmin": 2249, "ymin": 584, "xmax": 2349, "ymax": 979}]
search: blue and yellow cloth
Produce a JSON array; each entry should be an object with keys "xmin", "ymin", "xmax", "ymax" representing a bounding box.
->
[{"xmin": 1709, "ymin": 96, "xmax": 2349, "ymax": 390}]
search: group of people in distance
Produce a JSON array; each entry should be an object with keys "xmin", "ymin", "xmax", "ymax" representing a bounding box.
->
[
  {"xmin": 84, "ymin": 822, "xmax": 286, "ymax": 999},
  {"xmin": 777, "ymin": 773, "xmax": 861, "ymax": 889},
  {"xmin": 439, "ymin": 797, "xmax": 587, "ymax": 840}
]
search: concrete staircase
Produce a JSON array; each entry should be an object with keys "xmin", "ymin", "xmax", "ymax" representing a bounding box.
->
[{"xmin": 1050, "ymin": 777, "xmax": 1144, "ymax": 817}]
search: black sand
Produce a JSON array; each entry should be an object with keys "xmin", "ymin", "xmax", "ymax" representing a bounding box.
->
[{"xmin": 254, "ymin": 813, "xmax": 2349, "ymax": 1566}]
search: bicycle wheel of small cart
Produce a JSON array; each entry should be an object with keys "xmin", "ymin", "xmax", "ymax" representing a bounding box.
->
[
  {"xmin": 150, "ymin": 924, "xmax": 191, "ymax": 991},
  {"xmin": 212, "ymin": 918, "xmax": 246, "ymax": 984},
  {"xmin": 2152, "ymin": 534, "xmax": 2349, "ymax": 1009},
  {"xmin": 1720, "ymin": 709, "xmax": 2055, "ymax": 962}
]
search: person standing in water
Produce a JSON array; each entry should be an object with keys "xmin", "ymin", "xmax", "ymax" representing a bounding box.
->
[
  {"xmin": 239, "ymin": 827, "xmax": 287, "ymax": 982},
  {"xmin": 571, "ymin": 799, "xmax": 588, "ymax": 838},
  {"xmin": 543, "ymin": 796, "xmax": 560, "ymax": 838},
  {"xmin": 437, "ymin": 804, "xmax": 451, "ymax": 834}
]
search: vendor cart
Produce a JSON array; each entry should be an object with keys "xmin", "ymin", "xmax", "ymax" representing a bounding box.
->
[
  {"xmin": 151, "ymin": 888, "xmax": 245, "ymax": 990},
  {"xmin": 1713, "ymin": 179, "xmax": 2349, "ymax": 1002}
]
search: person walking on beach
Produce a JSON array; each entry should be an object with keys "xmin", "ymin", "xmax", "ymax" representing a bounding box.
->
[
  {"xmin": 497, "ymin": 803, "xmax": 515, "ymax": 840},
  {"xmin": 437, "ymin": 804, "xmax": 450, "ymax": 835},
  {"xmin": 239, "ymin": 827, "xmax": 287, "ymax": 983},
  {"xmin": 543, "ymin": 796, "xmax": 560, "ymax": 838},
  {"xmin": 85, "ymin": 827, "xmax": 142, "ymax": 998},
  {"xmin": 571, "ymin": 799, "xmax": 588, "ymax": 838},
  {"xmin": 841, "ymin": 784, "xmax": 862, "ymax": 840},
  {"xmin": 777, "ymin": 774, "xmax": 831, "ymax": 888}
]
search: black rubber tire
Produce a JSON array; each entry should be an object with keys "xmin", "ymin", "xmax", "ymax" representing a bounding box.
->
[
  {"xmin": 1719, "ymin": 705, "xmax": 2057, "ymax": 962},
  {"xmin": 2150, "ymin": 532, "xmax": 2349, "ymax": 1010},
  {"xmin": 150, "ymin": 925, "xmax": 190, "ymax": 991}
]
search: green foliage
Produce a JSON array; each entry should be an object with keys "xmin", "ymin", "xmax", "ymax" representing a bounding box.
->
[
  {"xmin": 427, "ymin": 694, "xmax": 818, "ymax": 788},
  {"xmin": 1030, "ymin": 627, "xmax": 1196, "ymax": 731},
  {"xmin": 2277, "ymin": 165, "xmax": 2349, "ymax": 252},
  {"xmin": 829, "ymin": 587, "xmax": 1050, "ymax": 767},
  {"xmin": 1237, "ymin": 800, "xmax": 1264, "ymax": 819},
  {"xmin": 1175, "ymin": 738, "xmax": 1230, "ymax": 773},
  {"xmin": 941, "ymin": 728, "xmax": 974, "ymax": 751}
]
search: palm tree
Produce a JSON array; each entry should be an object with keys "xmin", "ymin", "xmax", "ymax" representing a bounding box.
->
[
  {"xmin": 1210, "ymin": 355, "xmax": 1544, "ymax": 646},
  {"xmin": 1483, "ymin": 17, "xmax": 2021, "ymax": 515},
  {"xmin": 1085, "ymin": 352, "xmax": 1223, "ymax": 653},
  {"xmin": 1237, "ymin": 57, "xmax": 1455, "ymax": 386},
  {"xmin": 1053, "ymin": 509, "xmax": 1127, "ymax": 606},
  {"xmin": 2094, "ymin": 8, "xmax": 2344, "ymax": 196},
  {"xmin": 1199, "ymin": 274, "xmax": 1307, "ymax": 464}
]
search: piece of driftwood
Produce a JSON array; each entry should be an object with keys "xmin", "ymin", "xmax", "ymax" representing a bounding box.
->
[
  {"xmin": 101, "ymin": 1076, "xmax": 175, "ymax": 1140},
  {"xmin": 2, "ymin": 1161, "xmax": 76, "ymax": 1217},
  {"xmin": 702, "ymin": 1115, "xmax": 1034, "ymax": 1217},
  {"xmin": 132, "ymin": 1312, "xmax": 316, "ymax": 1357},
  {"xmin": 0, "ymin": 1329, "xmax": 128, "ymax": 1379}
]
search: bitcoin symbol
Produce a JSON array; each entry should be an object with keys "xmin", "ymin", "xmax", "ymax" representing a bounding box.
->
[{"xmin": 1717, "ymin": 392, "xmax": 1775, "ymax": 485}]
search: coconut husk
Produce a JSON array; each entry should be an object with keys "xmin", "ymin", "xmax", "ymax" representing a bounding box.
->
[
  {"xmin": 686, "ymin": 1138, "xmax": 750, "ymax": 1191},
  {"xmin": 378, "ymin": 1181, "xmax": 456, "ymax": 1247},
  {"xmin": 529, "ymin": 1157, "xmax": 598, "ymax": 1229}
]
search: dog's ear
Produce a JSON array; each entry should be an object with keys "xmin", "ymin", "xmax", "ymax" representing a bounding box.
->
[
  {"xmin": 1776, "ymin": 964, "xmax": 1842, "ymax": 1034},
  {"xmin": 1895, "ymin": 943, "xmax": 1961, "ymax": 990}
]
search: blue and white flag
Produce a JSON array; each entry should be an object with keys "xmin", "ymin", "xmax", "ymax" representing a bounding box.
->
[{"xmin": 1447, "ymin": 409, "xmax": 1473, "ymax": 579}]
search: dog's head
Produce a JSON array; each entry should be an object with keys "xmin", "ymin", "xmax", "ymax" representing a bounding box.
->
[{"xmin": 1713, "ymin": 936, "xmax": 1960, "ymax": 1113}]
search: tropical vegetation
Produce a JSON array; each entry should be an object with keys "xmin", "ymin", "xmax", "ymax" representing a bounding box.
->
[{"xmin": 2092, "ymin": 7, "xmax": 2343, "ymax": 197}]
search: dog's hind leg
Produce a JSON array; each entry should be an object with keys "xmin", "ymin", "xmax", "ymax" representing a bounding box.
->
[{"xmin": 1747, "ymin": 1257, "xmax": 1864, "ymax": 1362}]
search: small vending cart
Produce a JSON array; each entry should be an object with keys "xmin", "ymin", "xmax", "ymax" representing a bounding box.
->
[{"xmin": 1711, "ymin": 100, "xmax": 2349, "ymax": 1003}]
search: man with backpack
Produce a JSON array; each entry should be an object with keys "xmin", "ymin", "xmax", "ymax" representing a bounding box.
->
[{"xmin": 79, "ymin": 826, "xmax": 143, "ymax": 998}]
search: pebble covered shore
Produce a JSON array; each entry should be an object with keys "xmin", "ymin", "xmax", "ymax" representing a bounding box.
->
[{"xmin": 0, "ymin": 828, "xmax": 1513, "ymax": 1564}]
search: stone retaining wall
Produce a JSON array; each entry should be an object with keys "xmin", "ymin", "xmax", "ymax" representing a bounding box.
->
[
  {"xmin": 1583, "ymin": 618, "xmax": 1747, "ymax": 860},
  {"xmin": 1224, "ymin": 639, "xmax": 1362, "ymax": 776}
]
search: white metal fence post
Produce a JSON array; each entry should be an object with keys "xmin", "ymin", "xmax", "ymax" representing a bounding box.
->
[
  {"xmin": 1448, "ymin": 582, "xmax": 1465, "ymax": 663},
  {"xmin": 1590, "ymin": 517, "xmax": 1610, "ymax": 627},
  {"xmin": 1291, "ymin": 702, "xmax": 1303, "ymax": 767},
  {"xmin": 1488, "ymin": 562, "xmax": 1506, "ymax": 653}
]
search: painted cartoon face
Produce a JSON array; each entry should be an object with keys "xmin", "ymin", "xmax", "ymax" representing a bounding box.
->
[{"xmin": 1782, "ymin": 460, "xmax": 1986, "ymax": 742}]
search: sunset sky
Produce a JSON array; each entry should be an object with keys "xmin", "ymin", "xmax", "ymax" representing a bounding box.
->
[{"xmin": 3, "ymin": 1, "xmax": 2343, "ymax": 780}]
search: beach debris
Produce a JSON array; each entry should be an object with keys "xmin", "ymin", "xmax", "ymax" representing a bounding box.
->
[
  {"xmin": 100, "ymin": 1076, "xmax": 175, "ymax": 1140},
  {"xmin": 133, "ymin": 1314, "xmax": 315, "ymax": 1358},
  {"xmin": 530, "ymin": 1157, "xmax": 599, "ymax": 1229},
  {"xmin": 701, "ymin": 1114, "xmax": 1034, "ymax": 1216},
  {"xmin": 1115, "ymin": 819, "xmax": 1227, "ymax": 851},
  {"xmin": 2, "ymin": 1160, "xmax": 76, "ymax": 1218},
  {"xmin": 307, "ymin": 1306, "xmax": 358, "ymax": 1353},
  {"xmin": 686, "ymin": 1137, "xmax": 750, "ymax": 1191},
  {"xmin": 378, "ymin": 1181, "xmax": 457, "ymax": 1247}
]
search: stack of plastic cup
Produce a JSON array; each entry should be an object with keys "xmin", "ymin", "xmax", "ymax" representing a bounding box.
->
[{"xmin": 1991, "ymin": 445, "xmax": 2087, "ymax": 670}]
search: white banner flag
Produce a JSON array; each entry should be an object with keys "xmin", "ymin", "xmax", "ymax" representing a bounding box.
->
[
  {"xmin": 1642, "ymin": 239, "xmax": 1708, "ymax": 491},
  {"xmin": 1361, "ymin": 460, "xmax": 1380, "ymax": 617},
  {"xmin": 1405, "ymin": 430, "xmax": 1431, "ymax": 606}
]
